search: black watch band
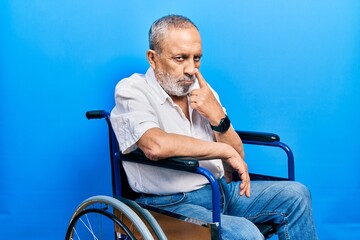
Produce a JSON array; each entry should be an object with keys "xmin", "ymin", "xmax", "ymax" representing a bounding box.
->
[{"xmin": 210, "ymin": 115, "xmax": 231, "ymax": 133}]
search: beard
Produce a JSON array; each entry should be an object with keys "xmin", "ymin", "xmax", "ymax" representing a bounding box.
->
[{"xmin": 155, "ymin": 70, "xmax": 196, "ymax": 96}]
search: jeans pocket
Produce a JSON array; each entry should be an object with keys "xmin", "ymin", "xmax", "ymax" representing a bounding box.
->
[{"xmin": 136, "ymin": 192, "xmax": 186, "ymax": 208}]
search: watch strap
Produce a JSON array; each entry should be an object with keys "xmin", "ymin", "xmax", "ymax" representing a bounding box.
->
[{"xmin": 210, "ymin": 115, "xmax": 231, "ymax": 133}]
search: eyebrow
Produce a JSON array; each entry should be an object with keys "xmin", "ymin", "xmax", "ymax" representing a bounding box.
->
[{"xmin": 173, "ymin": 53, "xmax": 203, "ymax": 57}]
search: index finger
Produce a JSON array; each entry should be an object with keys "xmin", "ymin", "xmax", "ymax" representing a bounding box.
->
[
  {"xmin": 239, "ymin": 172, "xmax": 251, "ymax": 197},
  {"xmin": 194, "ymin": 68, "xmax": 208, "ymax": 88}
]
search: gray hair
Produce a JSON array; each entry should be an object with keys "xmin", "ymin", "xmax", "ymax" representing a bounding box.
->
[{"xmin": 149, "ymin": 15, "xmax": 198, "ymax": 54}]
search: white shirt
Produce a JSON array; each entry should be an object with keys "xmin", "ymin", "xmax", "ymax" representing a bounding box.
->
[{"xmin": 110, "ymin": 68, "xmax": 225, "ymax": 195}]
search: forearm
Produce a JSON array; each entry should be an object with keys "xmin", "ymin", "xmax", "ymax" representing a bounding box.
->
[
  {"xmin": 207, "ymin": 111, "xmax": 245, "ymax": 159},
  {"xmin": 213, "ymin": 126, "xmax": 245, "ymax": 159},
  {"xmin": 137, "ymin": 127, "xmax": 236, "ymax": 161},
  {"xmin": 138, "ymin": 127, "xmax": 250, "ymax": 197}
]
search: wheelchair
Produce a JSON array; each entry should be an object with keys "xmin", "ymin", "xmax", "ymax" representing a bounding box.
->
[{"xmin": 65, "ymin": 110, "xmax": 295, "ymax": 240}]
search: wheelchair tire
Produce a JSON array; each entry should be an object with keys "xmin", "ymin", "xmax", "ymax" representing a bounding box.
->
[{"xmin": 65, "ymin": 195, "xmax": 155, "ymax": 240}]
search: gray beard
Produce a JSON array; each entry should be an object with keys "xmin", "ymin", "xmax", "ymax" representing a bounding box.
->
[{"xmin": 155, "ymin": 71, "xmax": 195, "ymax": 96}]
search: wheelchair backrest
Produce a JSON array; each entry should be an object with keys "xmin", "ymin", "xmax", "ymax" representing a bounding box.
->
[
  {"xmin": 86, "ymin": 110, "xmax": 140, "ymax": 200},
  {"xmin": 107, "ymin": 118, "xmax": 141, "ymax": 200}
]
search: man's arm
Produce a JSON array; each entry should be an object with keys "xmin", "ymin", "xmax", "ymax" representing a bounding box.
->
[
  {"xmin": 137, "ymin": 127, "xmax": 235, "ymax": 160},
  {"xmin": 188, "ymin": 69, "xmax": 250, "ymax": 196},
  {"xmin": 137, "ymin": 127, "xmax": 250, "ymax": 197},
  {"xmin": 189, "ymin": 69, "xmax": 245, "ymax": 158}
]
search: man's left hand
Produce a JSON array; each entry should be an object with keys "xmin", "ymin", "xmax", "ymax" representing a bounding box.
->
[{"xmin": 189, "ymin": 69, "xmax": 225, "ymax": 125}]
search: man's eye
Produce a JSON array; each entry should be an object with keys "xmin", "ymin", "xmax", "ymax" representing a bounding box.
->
[
  {"xmin": 194, "ymin": 57, "xmax": 201, "ymax": 62},
  {"xmin": 174, "ymin": 56, "xmax": 184, "ymax": 61}
]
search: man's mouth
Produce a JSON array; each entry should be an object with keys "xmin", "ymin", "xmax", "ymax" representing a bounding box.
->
[
  {"xmin": 183, "ymin": 79, "xmax": 194, "ymax": 85},
  {"xmin": 178, "ymin": 77, "xmax": 195, "ymax": 85}
]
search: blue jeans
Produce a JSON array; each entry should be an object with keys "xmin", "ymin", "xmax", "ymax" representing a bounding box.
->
[{"xmin": 136, "ymin": 178, "xmax": 318, "ymax": 240}]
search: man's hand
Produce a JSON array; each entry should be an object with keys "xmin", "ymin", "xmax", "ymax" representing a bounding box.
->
[
  {"xmin": 189, "ymin": 69, "xmax": 225, "ymax": 124},
  {"xmin": 223, "ymin": 155, "xmax": 251, "ymax": 198}
]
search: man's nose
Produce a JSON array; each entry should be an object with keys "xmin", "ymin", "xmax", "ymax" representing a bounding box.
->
[{"xmin": 184, "ymin": 59, "xmax": 196, "ymax": 75}]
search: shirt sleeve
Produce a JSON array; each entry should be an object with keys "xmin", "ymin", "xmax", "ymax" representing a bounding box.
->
[{"xmin": 110, "ymin": 77, "xmax": 159, "ymax": 154}]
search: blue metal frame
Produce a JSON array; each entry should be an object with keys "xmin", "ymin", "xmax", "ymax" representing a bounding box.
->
[
  {"xmin": 86, "ymin": 110, "xmax": 296, "ymax": 239},
  {"xmin": 242, "ymin": 139, "xmax": 295, "ymax": 181},
  {"xmin": 196, "ymin": 167, "xmax": 222, "ymax": 237},
  {"xmin": 86, "ymin": 111, "xmax": 124, "ymax": 198}
]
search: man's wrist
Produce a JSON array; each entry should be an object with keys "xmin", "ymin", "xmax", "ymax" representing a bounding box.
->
[
  {"xmin": 210, "ymin": 115, "xmax": 231, "ymax": 133},
  {"xmin": 209, "ymin": 113, "xmax": 226, "ymax": 126}
]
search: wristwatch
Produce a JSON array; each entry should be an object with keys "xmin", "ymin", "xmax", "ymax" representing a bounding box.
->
[{"xmin": 210, "ymin": 115, "xmax": 231, "ymax": 133}]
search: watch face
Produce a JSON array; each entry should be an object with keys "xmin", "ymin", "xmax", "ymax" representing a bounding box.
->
[
  {"xmin": 220, "ymin": 116, "xmax": 231, "ymax": 132},
  {"xmin": 210, "ymin": 115, "xmax": 231, "ymax": 132}
]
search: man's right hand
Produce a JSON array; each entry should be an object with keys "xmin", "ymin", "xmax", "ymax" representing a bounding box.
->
[{"xmin": 223, "ymin": 153, "xmax": 251, "ymax": 198}]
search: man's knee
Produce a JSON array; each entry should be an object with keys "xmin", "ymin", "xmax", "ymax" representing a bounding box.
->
[
  {"xmin": 283, "ymin": 181, "xmax": 313, "ymax": 214},
  {"xmin": 288, "ymin": 181, "xmax": 311, "ymax": 202}
]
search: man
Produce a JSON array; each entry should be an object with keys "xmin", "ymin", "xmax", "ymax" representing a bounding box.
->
[{"xmin": 110, "ymin": 15, "xmax": 317, "ymax": 239}]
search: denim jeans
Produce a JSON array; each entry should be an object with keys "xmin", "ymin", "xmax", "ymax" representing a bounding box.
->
[{"xmin": 136, "ymin": 178, "xmax": 318, "ymax": 240}]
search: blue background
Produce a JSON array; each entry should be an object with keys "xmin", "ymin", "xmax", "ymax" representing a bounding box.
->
[{"xmin": 1, "ymin": 1, "xmax": 359, "ymax": 239}]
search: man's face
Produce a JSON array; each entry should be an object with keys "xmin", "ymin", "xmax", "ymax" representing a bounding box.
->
[{"xmin": 152, "ymin": 27, "xmax": 202, "ymax": 96}]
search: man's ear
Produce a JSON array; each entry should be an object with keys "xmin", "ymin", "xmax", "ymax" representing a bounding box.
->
[{"xmin": 146, "ymin": 50, "xmax": 157, "ymax": 70}]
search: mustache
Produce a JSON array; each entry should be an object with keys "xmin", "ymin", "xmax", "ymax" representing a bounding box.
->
[{"xmin": 177, "ymin": 74, "xmax": 196, "ymax": 82}]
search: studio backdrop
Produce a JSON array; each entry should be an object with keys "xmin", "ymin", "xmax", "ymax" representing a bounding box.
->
[{"xmin": 1, "ymin": 1, "xmax": 359, "ymax": 239}]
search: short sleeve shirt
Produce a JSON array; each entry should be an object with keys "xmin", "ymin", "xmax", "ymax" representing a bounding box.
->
[{"xmin": 110, "ymin": 68, "xmax": 225, "ymax": 195}]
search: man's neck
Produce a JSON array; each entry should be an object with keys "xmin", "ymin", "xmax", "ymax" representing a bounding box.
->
[{"xmin": 171, "ymin": 95, "xmax": 190, "ymax": 121}]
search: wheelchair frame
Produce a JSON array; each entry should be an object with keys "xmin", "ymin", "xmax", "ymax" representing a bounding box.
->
[{"xmin": 65, "ymin": 110, "xmax": 295, "ymax": 240}]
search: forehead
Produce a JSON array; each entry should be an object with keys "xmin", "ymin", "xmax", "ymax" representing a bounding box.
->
[{"xmin": 161, "ymin": 27, "xmax": 202, "ymax": 55}]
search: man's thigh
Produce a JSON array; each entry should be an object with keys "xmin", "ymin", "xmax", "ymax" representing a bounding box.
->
[{"xmin": 223, "ymin": 179, "xmax": 308, "ymax": 223}]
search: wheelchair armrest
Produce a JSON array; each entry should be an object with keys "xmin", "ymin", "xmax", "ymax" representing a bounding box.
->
[
  {"xmin": 118, "ymin": 149, "xmax": 200, "ymax": 172},
  {"xmin": 237, "ymin": 130, "xmax": 295, "ymax": 181},
  {"xmin": 249, "ymin": 173, "xmax": 288, "ymax": 181},
  {"xmin": 86, "ymin": 110, "xmax": 109, "ymax": 119},
  {"xmin": 236, "ymin": 130, "xmax": 280, "ymax": 142}
]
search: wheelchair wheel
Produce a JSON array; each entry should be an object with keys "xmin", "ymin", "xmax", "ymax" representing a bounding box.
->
[{"xmin": 65, "ymin": 195, "xmax": 155, "ymax": 240}]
